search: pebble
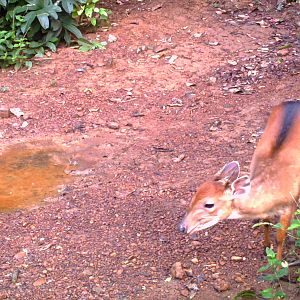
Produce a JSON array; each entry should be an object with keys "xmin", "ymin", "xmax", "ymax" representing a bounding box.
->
[
  {"xmin": 185, "ymin": 268, "xmax": 193, "ymax": 277},
  {"xmin": 108, "ymin": 34, "xmax": 117, "ymax": 43},
  {"xmin": 0, "ymin": 107, "xmax": 11, "ymax": 118},
  {"xmin": 234, "ymin": 276, "xmax": 244, "ymax": 283},
  {"xmin": 219, "ymin": 260, "xmax": 226, "ymax": 266},
  {"xmin": 277, "ymin": 49, "xmax": 289, "ymax": 56},
  {"xmin": 14, "ymin": 250, "xmax": 27, "ymax": 260},
  {"xmin": 82, "ymin": 267, "xmax": 94, "ymax": 276},
  {"xmin": 107, "ymin": 121, "xmax": 120, "ymax": 130},
  {"xmin": 116, "ymin": 268, "xmax": 124, "ymax": 276},
  {"xmin": 180, "ymin": 288, "xmax": 189, "ymax": 297},
  {"xmin": 191, "ymin": 241, "xmax": 201, "ymax": 247},
  {"xmin": 33, "ymin": 277, "xmax": 46, "ymax": 287},
  {"xmin": 191, "ymin": 257, "xmax": 199, "ymax": 264},
  {"xmin": 213, "ymin": 280, "xmax": 230, "ymax": 292},
  {"xmin": 170, "ymin": 262, "xmax": 185, "ymax": 279},
  {"xmin": 231, "ymin": 256, "xmax": 246, "ymax": 262}
]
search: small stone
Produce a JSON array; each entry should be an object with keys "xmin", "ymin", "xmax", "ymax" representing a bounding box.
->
[
  {"xmin": 33, "ymin": 277, "xmax": 46, "ymax": 287},
  {"xmin": 0, "ymin": 291, "xmax": 8, "ymax": 300},
  {"xmin": 180, "ymin": 288, "xmax": 189, "ymax": 297},
  {"xmin": 14, "ymin": 250, "xmax": 27, "ymax": 260},
  {"xmin": 21, "ymin": 121, "xmax": 29, "ymax": 128},
  {"xmin": 108, "ymin": 34, "xmax": 117, "ymax": 43},
  {"xmin": 10, "ymin": 108, "xmax": 24, "ymax": 118},
  {"xmin": 213, "ymin": 280, "xmax": 230, "ymax": 292},
  {"xmin": 208, "ymin": 41, "xmax": 219, "ymax": 46},
  {"xmin": 170, "ymin": 262, "xmax": 185, "ymax": 279},
  {"xmin": 187, "ymin": 282, "xmax": 199, "ymax": 292},
  {"xmin": 116, "ymin": 269, "xmax": 123, "ymax": 276},
  {"xmin": 211, "ymin": 273, "xmax": 220, "ymax": 279},
  {"xmin": 191, "ymin": 241, "xmax": 201, "ymax": 247},
  {"xmin": 11, "ymin": 269, "xmax": 20, "ymax": 283},
  {"xmin": 191, "ymin": 257, "xmax": 199, "ymax": 264},
  {"xmin": 82, "ymin": 267, "xmax": 94, "ymax": 276},
  {"xmin": 107, "ymin": 122, "xmax": 120, "ymax": 130},
  {"xmin": 277, "ymin": 49, "xmax": 289, "ymax": 56},
  {"xmin": 208, "ymin": 76, "xmax": 217, "ymax": 84},
  {"xmin": 185, "ymin": 268, "xmax": 193, "ymax": 277},
  {"xmin": 193, "ymin": 32, "xmax": 204, "ymax": 38},
  {"xmin": 227, "ymin": 60, "xmax": 238, "ymax": 66},
  {"xmin": 234, "ymin": 276, "xmax": 244, "ymax": 283},
  {"xmin": 0, "ymin": 107, "xmax": 11, "ymax": 118},
  {"xmin": 219, "ymin": 260, "xmax": 226, "ymax": 266},
  {"xmin": 231, "ymin": 256, "xmax": 246, "ymax": 262}
]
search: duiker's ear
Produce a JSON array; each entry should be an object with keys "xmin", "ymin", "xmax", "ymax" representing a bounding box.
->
[
  {"xmin": 214, "ymin": 161, "xmax": 240, "ymax": 184},
  {"xmin": 232, "ymin": 175, "xmax": 251, "ymax": 197}
]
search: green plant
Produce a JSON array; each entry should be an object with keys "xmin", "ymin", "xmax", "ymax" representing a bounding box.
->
[
  {"xmin": 258, "ymin": 247, "xmax": 288, "ymax": 299},
  {"xmin": 258, "ymin": 210, "xmax": 300, "ymax": 298},
  {"xmin": 77, "ymin": 37, "xmax": 105, "ymax": 52},
  {"xmin": 72, "ymin": 0, "xmax": 111, "ymax": 27},
  {"xmin": 0, "ymin": 0, "xmax": 111, "ymax": 68},
  {"xmin": 235, "ymin": 210, "xmax": 300, "ymax": 299}
]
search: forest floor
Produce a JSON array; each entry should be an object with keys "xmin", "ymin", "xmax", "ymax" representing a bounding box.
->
[{"xmin": 0, "ymin": 0, "xmax": 299, "ymax": 299}]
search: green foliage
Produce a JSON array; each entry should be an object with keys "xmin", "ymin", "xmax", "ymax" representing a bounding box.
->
[
  {"xmin": 237, "ymin": 210, "xmax": 300, "ymax": 299},
  {"xmin": 0, "ymin": 0, "xmax": 110, "ymax": 68},
  {"xmin": 77, "ymin": 37, "xmax": 105, "ymax": 52},
  {"xmin": 72, "ymin": 0, "xmax": 111, "ymax": 27},
  {"xmin": 257, "ymin": 209, "xmax": 300, "ymax": 299},
  {"xmin": 233, "ymin": 290, "xmax": 259, "ymax": 299}
]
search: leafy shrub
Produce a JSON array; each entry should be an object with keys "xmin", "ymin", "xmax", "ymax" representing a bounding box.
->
[
  {"xmin": 235, "ymin": 210, "xmax": 300, "ymax": 299},
  {"xmin": 0, "ymin": 0, "xmax": 110, "ymax": 68},
  {"xmin": 73, "ymin": 0, "xmax": 111, "ymax": 27}
]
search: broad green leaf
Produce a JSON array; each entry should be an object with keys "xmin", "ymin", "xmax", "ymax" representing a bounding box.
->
[
  {"xmin": 25, "ymin": 61, "xmax": 33, "ymax": 69},
  {"xmin": 23, "ymin": 11, "xmax": 37, "ymax": 33},
  {"xmin": 91, "ymin": 17, "xmax": 96, "ymax": 26},
  {"xmin": 261, "ymin": 288, "xmax": 274, "ymax": 299},
  {"xmin": 288, "ymin": 219, "xmax": 300, "ymax": 230},
  {"xmin": 275, "ymin": 267, "xmax": 288, "ymax": 278},
  {"xmin": 85, "ymin": 6, "xmax": 93, "ymax": 18},
  {"xmin": 265, "ymin": 247, "xmax": 276, "ymax": 258},
  {"xmin": 37, "ymin": 13, "xmax": 49, "ymax": 29},
  {"xmin": 63, "ymin": 22, "xmax": 82, "ymax": 38},
  {"xmin": 233, "ymin": 290, "xmax": 258, "ymax": 299},
  {"xmin": 29, "ymin": 41, "xmax": 44, "ymax": 48},
  {"xmin": 0, "ymin": 0, "xmax": 7, "ymax": 7},
  {"xmin": 262, "ymin": 274, "xmax": 277, "ymax": 281},
  {"xmin": 45, "ymin": 41, "xmax": 56, "ymax": 52},
  {"xmin": 258, "ymin": 264, "xmax": 271, "ymax": 272},
  {"xmin": 62, "ymin": 0, "xmax": 74, "ymax": 13},
  {"xmin": 273, "ymin": 223, "xmax": 283, "ymax": 229},
  {"xmin": 274, "ymin": 291, "xmax": 286, "ymax": 298},
  {"xmin": 51, "ymin": 19, "xmax": 62, "ymax": 32},
  {"xmin": 64, "ymin": 30, "xmax": 71, "ymax": 45}
]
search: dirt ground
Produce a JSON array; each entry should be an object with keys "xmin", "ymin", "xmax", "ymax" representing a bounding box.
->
[{"xmin": 0, "ymin": 0, "xmax": 300, "ymax": 299}]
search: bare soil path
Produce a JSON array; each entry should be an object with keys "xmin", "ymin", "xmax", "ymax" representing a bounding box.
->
[{"xmin": 0, "ymin": 0, "xmax": 299, "ymax": 299}]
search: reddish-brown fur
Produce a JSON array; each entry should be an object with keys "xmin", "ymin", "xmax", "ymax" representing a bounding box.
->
[{"xmin": 179, "ymin": 101, "xmax": 300, "ymax": 261}]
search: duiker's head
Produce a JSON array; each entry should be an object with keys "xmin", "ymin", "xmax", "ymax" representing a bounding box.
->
[{"xmin": 179, "ymin": 161, "xmax": 249, "ymax": 234}]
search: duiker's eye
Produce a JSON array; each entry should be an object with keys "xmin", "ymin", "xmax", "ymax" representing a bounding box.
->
[{"xmin": 204, "ymin": 203, "xmax": 214, "ymax": 209}]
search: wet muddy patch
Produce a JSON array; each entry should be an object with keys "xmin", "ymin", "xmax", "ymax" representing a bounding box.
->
[{"xmin": 0, "ymin": 141, "xmax": 73, "ymax": 212}]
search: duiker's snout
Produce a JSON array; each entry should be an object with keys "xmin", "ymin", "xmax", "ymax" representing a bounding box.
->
[{"xmin": 178, "ymin": 215, "xmax": 188, "ymax": 233}]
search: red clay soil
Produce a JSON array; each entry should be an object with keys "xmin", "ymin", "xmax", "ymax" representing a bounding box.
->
[{"xmin": 0, "ymin": 0, "xmax": 300, "ymax": 299}]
